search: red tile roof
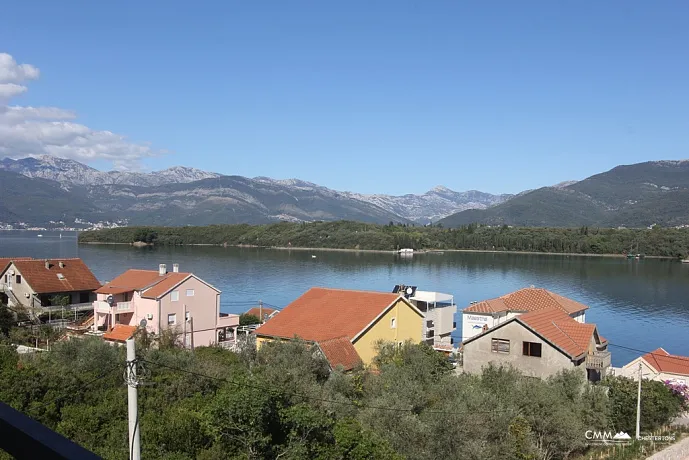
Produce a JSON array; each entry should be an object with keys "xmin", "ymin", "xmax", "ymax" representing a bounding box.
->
[
  {"xmin": 464, "ymin": 287, "xmax": 589, "ymax": 315},
  {"xmin": 103, "ymin": 324, "xmax": 138, "ymax": 343},
  {"xmin": 10, "ymin": 259, "xmax": 101, "ymax": 294},
  {"xmin": 318, "ymin": 336, "xmax": 363, "ymax": 371},
  {"xmin": 255, "ymin": 287, "xmax": 401, "ymax": 342},
  {"xmin": 518, "ymin": 308, "xmax": 598, "ymax": 358},
  {"xmin": 0, "ymin": 257, "xmax": 33, "ymax": 271},
  {"xmin": 642, "ymin": 348, "xmax": 689, "ymax": 376},
  {"xmin": 245, "ymin": 306, "xmax": 278, "ymax": 320},
  {"xmin": 95, "ymin": 269, "xmax": 215, "ymax": 299}
]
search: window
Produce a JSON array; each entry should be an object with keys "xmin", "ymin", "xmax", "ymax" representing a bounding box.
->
[
  {"xmin": 3, "ymin": 274, "xmax": 7, "ymax": 283},
  {"xmin": 186, "ymin": 289, "xmax": 195, "ymax": 297},
  {"xmin": 523, "ymin": 341, "xmax": 542, "ymax": 357},
  {"xmin": 390, "ymin": 317, "xmax": 396, "ymax": 329},
  {"xmin": 79, "ymin": 292, "xmax": 90, "ymax": 303},
  {"xmin": 171, "ymin": 290, "xmax": 179, "ymax": 302},
  {"xmin": 491, "ymin": 338, "xmax": 510, "ymax": 353},
  {"xmin": 15, "ymin": 275, "xmax": 21, "ymax": 284},
  {"xmin": 167, "ymin": 313, "xmax": 176, "ymax": 325}
]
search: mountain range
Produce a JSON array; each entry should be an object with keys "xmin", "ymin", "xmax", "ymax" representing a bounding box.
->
[
  {"xmin": 3, "ymin": 155, "xmax": 689, "ymax": 229},
  {"xmin": 439, "ymin": 160, "xmax": 689, "ymax": 228},
  {"xmin": 0, "ymin": 156, "xmax": 508, "ymax": 227}
]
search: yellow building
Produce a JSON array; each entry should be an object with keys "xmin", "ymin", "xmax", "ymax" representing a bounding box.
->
[{"xmin": 255, "ymin": 287, "xmax": 424, "ymax": 370}]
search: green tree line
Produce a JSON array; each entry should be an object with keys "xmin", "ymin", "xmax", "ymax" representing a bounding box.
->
[
  {"xmin": 0, "ymin": 314, "xmax": 686, "ymax": 459},
  {"xmin": 79, "ymin": 221, "xmax": 689, "ymax": 257}
]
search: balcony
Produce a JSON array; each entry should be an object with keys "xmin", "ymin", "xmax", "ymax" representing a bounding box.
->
[
  {"xmin": 93, "ymin": 300, "xmax": 133, "ymax": 314},
  {"xmin": 585, "ymin": 351, "xmax": 611, "ymax": 370}
]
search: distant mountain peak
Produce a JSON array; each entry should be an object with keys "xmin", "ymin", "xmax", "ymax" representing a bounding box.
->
[
  {"xmin": 0, "ymin": 155, "xmax": 221, "ymax": 187},
  {"xmin": 430, "ymin": 185, "xmax": 453, "ymax": 193}
]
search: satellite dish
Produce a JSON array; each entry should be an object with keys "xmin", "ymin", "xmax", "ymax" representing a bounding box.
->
[
  {"xmin": 406, "ymin": 287, "xmax": 413, "ymax": 295},
  {"xmin": 106, "ymin": 295, "xmax": 114, "ymax": 306},
  {"xmin": 139, "ymin": 318, "xmax": 147, "ymax": 328}
]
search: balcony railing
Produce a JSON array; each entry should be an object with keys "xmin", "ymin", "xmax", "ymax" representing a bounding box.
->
[
  {"xmin": 586, "ymin": 351, "xmax": 611, "ymax": 370},
  {"xmin": 93, "ymin": 301, "xmax": 133, "ymax": 313},
  {"xmin": 0, "ymin": 401, "xmax": 101, "ymax": 459},
  {"xmin": 116, "ymin": 301, "xmax": 132, "ymax": 311}
]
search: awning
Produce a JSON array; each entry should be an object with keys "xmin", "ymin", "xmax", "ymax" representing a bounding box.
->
[{"xmin": 410, "ymin": 290, "xmax": 454, "ymax": 304}]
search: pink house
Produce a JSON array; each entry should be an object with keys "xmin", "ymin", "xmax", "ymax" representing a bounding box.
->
[{"xmin": 92, "ymin": 263, "xmax": 239, "ymax": 347}]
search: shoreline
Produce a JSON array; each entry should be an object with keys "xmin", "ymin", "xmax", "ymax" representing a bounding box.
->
[{"xmin": 78, "ymin": 241, "xmax": 677, "ymax": 259}]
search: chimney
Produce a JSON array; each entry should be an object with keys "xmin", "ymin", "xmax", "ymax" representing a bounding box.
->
[
  {"xmin": 59, "ymin": 261, "xmax": 65, "ymax": 268},
  {"xmin": 45, "ymin": 260, "xmax": 50, "ymax": 269},
  {"xmin": 159, "ymin": 264, "xmax": 166, "ymax": 276},
  {"xmin": 173, "ymin": 263, "xmax": 179, "ymax": 273}
]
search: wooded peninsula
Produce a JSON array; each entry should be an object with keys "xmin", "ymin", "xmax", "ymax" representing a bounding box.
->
[{"xmin": 78, "ymin": 221, "xmax": 689, "ymax": 258}]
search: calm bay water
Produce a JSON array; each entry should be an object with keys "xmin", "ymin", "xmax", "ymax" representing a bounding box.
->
[{"xmin": 2, "ymin": 230, "xmax": 688, "ymax": 366}]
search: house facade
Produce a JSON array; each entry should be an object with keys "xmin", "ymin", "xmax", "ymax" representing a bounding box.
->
[
  {"xmin": 462, "ymin": 307, "xmax": 610, "ymax": 381},
  {"xmin": 255, "ymin": 287, "xmax": 424, "ymax": 371},
  {"xmin": 618, "ymin": 348, "xmax": 689, "ymax": 385},
  {"xmin": 395, "ymin": 285, "xmax": 457, "ymax": 352},
  {"xmin": 93, "ymin": 264, "xmax": 239, "ymax": 347},
  {"xmin": 0, "ymin": 258, "xmax": 101, "ymax": 314},
  {"xmin": 462, "ymin": 287, "xmax": 588, "ymax": 342}
]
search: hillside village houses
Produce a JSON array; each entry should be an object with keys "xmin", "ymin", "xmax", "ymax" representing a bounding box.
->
[
  {"xmin": 0, "ymin": 258, "xmax": 101, "ymax": 316},
  {"xmin": 254, "ymin": 287, "xmax": 425, "ymax": 371},
  {"xmin": 93, "ymin": 264, "xmax": 239, "ymax": 347},
  {"xmin": 461, "ymin": 287, "xmax": 611, "ymax": 381}
]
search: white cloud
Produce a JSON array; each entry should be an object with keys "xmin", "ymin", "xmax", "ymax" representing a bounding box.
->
[
  {"xmin": 0, "ymin": 83, "xmax": 28, "ymax": 99},
  {"xmin": 0, "ymin": 53, "xmax": 39, "ymax": 83},
  {"xmin": 0, "ymin": 52, "xmax": 162, "ymax": 169}
]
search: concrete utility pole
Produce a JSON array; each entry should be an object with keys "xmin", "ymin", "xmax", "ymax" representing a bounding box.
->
[
  {"xmin": 636, "ymin": 362, "xmax": 642, "ymax": 439},
  {"xmin": 126, "ymin": 339, "xmax": 141, "ymax": 460}
]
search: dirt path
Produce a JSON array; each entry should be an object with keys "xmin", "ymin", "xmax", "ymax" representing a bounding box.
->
[{"xmin": 646, "ymin": 435, "xmax": 689, "ymax": 460}]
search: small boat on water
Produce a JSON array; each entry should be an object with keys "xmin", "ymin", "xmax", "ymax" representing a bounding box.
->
[
  {"xmin": 398, "ymin": 248, "xmax": 414, "ymax": 254},
  {"xmin": 37, "ymin": 234, "xmax": 43, "ymax": 237},
  {"xmin": 681, "ymin": 259, "xmax": 689, "ymax": 264}
]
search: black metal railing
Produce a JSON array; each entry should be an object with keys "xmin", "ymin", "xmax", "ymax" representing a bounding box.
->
[{"xmin": 0, "ymin": 401, "xmax": 101, "ymax": 459}]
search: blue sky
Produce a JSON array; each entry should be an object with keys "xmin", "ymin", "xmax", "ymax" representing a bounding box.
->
[{"xmin": 1, "ymin": 1, "xmax": 688, "ymax": 195}]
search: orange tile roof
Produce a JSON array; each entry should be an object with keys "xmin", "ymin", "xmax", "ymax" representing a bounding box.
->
[
  {"xmin": 464, "ymin": 287, "xmax": 589, "ymax": 315},
  {"xmin": 318, "ymin": 336, "xmax": 363, "ymax": 371},
  {"xmin": 95, "ymin": 269, "xmax": 165, "ymax": 294},
  {"xmin": 140, "ymin": 273, "xmax": 190, "ymax": 299},
  {"xmin": 103, "ymin": 324, "xmax": 138, "ymax": 343},
  {"xmin": 518, "ymin": 308, "xmax": 597, "ymax": 358},
  {"xmin": 95, "ymin": 269, "xmax": 207, "ymax": 299},
  {"xmin": 10, "ymin": 259, "xmax": 101, "ymax": 294},
  {"xmin": 642, "ymin": 348, "xmax": 689, "ymax": 376},
  {"xmin": 245, "ymin": 306, "xmax": 278, "ymax": 320},
  {"xmin": 255, "ymin": 287, "xmax": 401, "ymax": 342}
]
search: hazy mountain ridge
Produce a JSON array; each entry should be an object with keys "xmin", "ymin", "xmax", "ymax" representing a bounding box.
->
[{"xmin": 0, "ymin": 155, "xmax": 222, "ymax": 186}]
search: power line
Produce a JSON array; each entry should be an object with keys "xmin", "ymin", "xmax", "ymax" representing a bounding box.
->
[
  {"xmin": 606, "ymin": 342, "xmax": 689, "ymax": 365},
  {"xmin": 140, "ymin": 358, "xmax": 515, "ymax": 416}
]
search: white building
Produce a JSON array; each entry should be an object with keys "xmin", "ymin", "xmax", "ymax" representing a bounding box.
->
[
  {"xmin": 394, "ymin": 285, "xmax": 457, "ymax": 352},
  {"xmin": 461, "ymin": 287, "xmax": 588, "ymax": 342}
]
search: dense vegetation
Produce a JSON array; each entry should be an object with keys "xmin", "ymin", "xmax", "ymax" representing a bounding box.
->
[
  {"xmin": 0, "ymin": 323, "xmax": 685, "ymax": 460},
  {"xmin": 79, "ymin": 221, "xmax": 689, "ymax": 257}
]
